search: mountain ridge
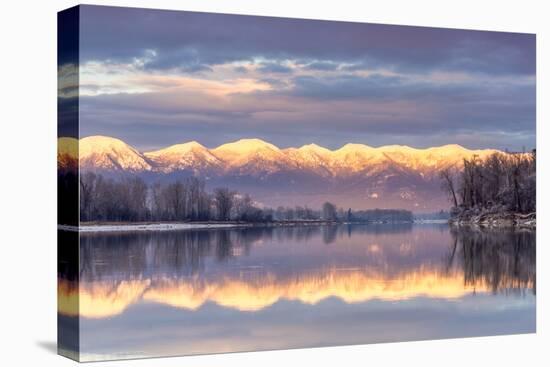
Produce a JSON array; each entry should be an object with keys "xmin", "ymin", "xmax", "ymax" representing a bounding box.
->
[
  {"xmin": 60, "ymin": 135, "xmax": 505, "ymax": 211},
  {"xmin": 70, "ymin": 135, "xmax": 499, "ymax": 174}
]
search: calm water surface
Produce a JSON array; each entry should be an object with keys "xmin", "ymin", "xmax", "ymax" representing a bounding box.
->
[{"xmin": 58, "ymin": 224, "xmax": 535, "ymax": 361}]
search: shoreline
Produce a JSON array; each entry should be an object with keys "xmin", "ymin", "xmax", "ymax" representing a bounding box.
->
[
  {"xmin": 449, "ymin": 212, "xmax": 536, "ymax": 229},
  {"xmin": 58, "ymin": 215, "xmax": 535, "ymax": 233},
  {"xmin": 59, "ymin": 220, "xmax": 339, "ymax": 233},
  {"xmin": 58, "ymin": 222, "xmax": 250, "ymax": 233},
  {"xmin": 58, "ymin": 220, "xmax": 416, "ymax": 233}
]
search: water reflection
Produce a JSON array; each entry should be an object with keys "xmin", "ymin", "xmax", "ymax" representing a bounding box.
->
[
  {"xmin": 59, "ymin": 224, "xmax": 535, "ymax": 319},
  {"xmin": 449, "ymin": 227, "xmax": 536, "ymax": 295},
  {"xmin": 58, "ymin": 224, "xmax": 535, "ymax": 360},
  {"xmin": 77, "ymin": 224, "xmax": 415, "ymax": 279}
]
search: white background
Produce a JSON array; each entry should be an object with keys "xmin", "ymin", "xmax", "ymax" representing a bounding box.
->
[{"xmin": 0, "ymin": 0, "xmax": 547, "ymax": 365}]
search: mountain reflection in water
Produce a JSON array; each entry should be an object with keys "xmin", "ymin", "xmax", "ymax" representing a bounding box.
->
[
  {"xmin": 58, "ymin": 225, "xmax": 536, "ymax": 359},
  {"xmin": 58, "ymin": 224, "xmax": 535, "ymax": 318}
]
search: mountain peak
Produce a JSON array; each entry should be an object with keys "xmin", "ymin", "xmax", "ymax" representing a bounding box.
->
[
  {"xmin": 76, "ymin": 135, "xmax": 504, "ymax": 178},
  {"xmin": 74, "ymin": 135, "xmax": 508, "ymax": 211},
  {"xmin": 213, "ymin": 138, "xmax": 280, "ymax": 154},
  {"xmin": 335, "ymin": 143, "xmax": 376, "ymax": 153},
  {"xmin": 427, "ymin": 143, "xmax": 466, "ymax": 151},
  {"xmin": 80, "ymin": 135, "xmax": 130, "ymax": 148},
  {"xmin": 145, "ymin": 141, "xmax": 207, "ymax": 156},
  {"xmin": 79, "ymin": 135, "xmax": 152, "ymax": 171},
  {"xmin": 378, "ymin": 144, "xmax": 419, "ymax": 153},
  {"xmin": 298, "ymin": 143, "xmax": 332, "ymax": 154},
  {"xmin": 144, "ymin": 140, "xmax": 221, "ymax": 172}
]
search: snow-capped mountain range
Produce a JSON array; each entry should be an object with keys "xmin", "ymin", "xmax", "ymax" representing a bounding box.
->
[{"xmin": 59, "ymin": 135, "xmax": 501, "ymax": 211}]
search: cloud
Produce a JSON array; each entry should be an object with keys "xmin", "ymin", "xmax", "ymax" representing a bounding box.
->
[
  {"xmin": 79, "ymin": 59, "xmax": 273, "ymax": 96},
  {"xmin": 78, "ymin": 5, "xmax": 535, "ymax": 77},
  {"xmin": 290, "ymin": 74, "xmax": 407, "ymax": 100},
  {"xmin": 73, "ymin": 5, "xmax": 536, "ymax": 152},
  {"xmin": 256, "ymin": 61, "xmax": 293, "ymax": 74},
  {"xmin": 234, "ymin": 66, "xmax": 249, "ymax": 74},
  {"xmin": 79, "ymin": 71, "xmax": 535, "ymax": 152},
  {"xmin": 302, "ymin": 61, "xmax": 340, "ymax": 71},
  {"xmin": 140, "ymin": 48, "xmax": 214, "ymax": 73}
]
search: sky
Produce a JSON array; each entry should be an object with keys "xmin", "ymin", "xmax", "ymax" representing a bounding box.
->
[{"xmin": 72, "ymin": 5, "xmax": 536, "ymax": 151}]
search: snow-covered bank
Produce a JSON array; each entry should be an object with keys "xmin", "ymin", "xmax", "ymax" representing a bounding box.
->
[
  {"xmin": 413, "ymin": 219, "xmax": 449, "ymax": 224},
  {"xmin": 58, "ymin": 222, "xmax": 249, "ymax": 233},
  {"xmin": 449, "ymin": 212, "xmax": 536, "ymax": 229},
  {"xmin": 58, "ymin": 220, "xmax": 423, "ymax": 233}
]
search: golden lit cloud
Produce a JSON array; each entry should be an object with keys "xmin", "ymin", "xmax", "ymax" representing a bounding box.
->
[{"xmin": 79, "ymin": 60, "xmax": 273, "ymax": 97}]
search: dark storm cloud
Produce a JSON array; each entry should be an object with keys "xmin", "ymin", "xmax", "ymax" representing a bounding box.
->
[{"xmin": 79, "ymin": 5, "xmax": 535, "ymax": 76}]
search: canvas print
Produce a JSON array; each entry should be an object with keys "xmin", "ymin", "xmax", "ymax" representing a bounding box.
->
[{"xmin": 57, "ymin": 5, "xmax": 536, "ymax": 362}]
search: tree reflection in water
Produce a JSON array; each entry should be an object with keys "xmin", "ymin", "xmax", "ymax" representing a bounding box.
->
[
  {"xmin": 58, "ymin": 224, "xmax": 535, "ymax": 360},
  {"xmin": 75, "ymin": 225, "xmax": 536, "ymax": 294},
  {"xmin": 448, "ymin": 227, "xmax": 535, "ymax": 295},
  {"xmin": 78, "ymin": 224, "xmax": 417, "ymax": 281}
]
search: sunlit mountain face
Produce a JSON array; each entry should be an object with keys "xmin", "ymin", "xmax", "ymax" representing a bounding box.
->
[{"xmin": 59, "ymin": 136, "xmax": 501, "ymax": 211}]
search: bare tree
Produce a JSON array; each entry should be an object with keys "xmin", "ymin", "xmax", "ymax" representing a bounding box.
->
[
  {"xmin": 439, "ymin": 167, "xmax": 458, "ymax": 207},
  {"xmin": 322, "ymin": 202, "xmax": 337, "ymax": 221},
  {"xmin": 234, "ymin": 194, "xmax": 253, "ymax": 220},
  {"xmin": 125, "ymin": 176, "xmax": 148, "ymax": 221},
  {"xmin": 440, "ymin": 151, "xmax": 536, "ymax": 215},
  {"xmin": 165, "ymin": 181, "xmax": 187, "ymax": 220},
  {"xmin": 214, "ymin": 188, "xmax": 234, "ymax": 221},
  {"xmin": 79, "ymin": 172, "xmax": 97, "ymax": 221}
]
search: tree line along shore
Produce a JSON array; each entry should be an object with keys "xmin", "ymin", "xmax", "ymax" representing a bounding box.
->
[
  {"xmin": 58, "ymin": 149, "xmax": 535, "ymax": 229},
  {"xmin": 439, "ymin": 150, "xmax": 535, "ymax": 228},
  {"xmin": 73, "ymin": 172, "xmax": 413, "ymax": 225}
]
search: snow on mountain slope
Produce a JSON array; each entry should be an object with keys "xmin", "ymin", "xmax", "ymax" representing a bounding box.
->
[
  {"xmin": 212, "ymin": 138, "xmax": 295, "ymax": 175},
  {"xmin": 332, "ymin": 143, "xmax": 386, "ymax": 174},
  {"xmin": 77, "ymin": 135, "xmax": 503, "ymax": 177},
  {"xmin": 74, "ymin": 136, "xmax": 509, "ymax": 211},
  {"xmin": 379, "ymin": 144, "xmax": 498, "ymax": 173},
  {"xmin": 79, "ymin": 136, "xmax": 153, "ymax": 172},
  {"xmin": 145, "ymin": 141, "xmax": 222, "ymax": 173},
  {"xmin": 284, "ymin": 144, "xmax": 334, "ymax": 176}
]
